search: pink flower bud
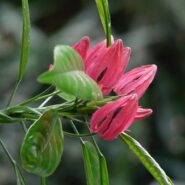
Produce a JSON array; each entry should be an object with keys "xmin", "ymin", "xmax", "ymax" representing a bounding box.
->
[
  {"xmin": 85, "ymin": 39, "xmax": 131, "ymax": 95},
  {"xmin": 114, "ymin": 65, "xmax": 157, "ymax": 98},
  {"xmin": 90, "ymin": 94, "xmax": 138, "ymax": 140}
]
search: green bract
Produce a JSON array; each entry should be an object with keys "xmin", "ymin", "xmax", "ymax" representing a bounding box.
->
[
  {"xmin": 38, "ymin": 45, "xmax": 103, "ymax": 101},
  {"xmin": 20, "ymin": 109, "xmax": 64, "ymax": 177}
]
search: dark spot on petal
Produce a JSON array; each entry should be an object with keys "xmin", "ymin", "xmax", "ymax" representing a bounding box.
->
[{"xmin": 97, "ymin": 68, "xmax": 108, "ymax": 82}]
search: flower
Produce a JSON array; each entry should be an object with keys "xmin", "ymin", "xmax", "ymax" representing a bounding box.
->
[
  {"xmin": 72, "ymin": 36, "xmax": 157, "ymax": 140},
  {"xmin": 73, "ymin": 36, "xmax": 131, "ymax": 95},
  {"xmin": 90, "ymin": 94, "xmax": 138, "ymax": 140}
]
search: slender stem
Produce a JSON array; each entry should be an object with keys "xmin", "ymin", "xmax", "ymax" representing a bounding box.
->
[
  {"xmin": 0, "ymin": 138, "xmax": 15, "ymax": 164},
  {"xmin": 40, "ymin": 177, "xmax": 47, "ymax": 185},
  {"xmin": 39, "ymin": 96, "xmax": 52, "ymax": 108},
  {"xmin": 21, "ymin": 121, "xmax": 27, "ymax": 133},
  {"xmin": 84, "ymin": 121, "xmax": 102, "ymax": 155},
  {"xmin": 19, "ymin": 88, "xmax": 59, "ymax": 106},
  {"xmin": 102, "ymin": 0, "xmax": 112, "ymax": 46},
  {"xmin": 6, "ymin": 80, "xmax": 21, "ymax": 107},
  {"xmin": 64, "ymin": 131, "xmax": 96, "ymax": 138},
  {"xmin": 70, "ymin": 120, "xmax": 80, "ymax": 135}
]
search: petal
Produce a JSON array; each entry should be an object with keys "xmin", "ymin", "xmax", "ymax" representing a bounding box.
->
[
  {"xmin": 114, "ymin": 64, "xmax": 157, "ymax": 98},
  {"xmin": 134, "ymin": 107, "xmax": 153, "ymax": 121},
  {"xmin": 72, "ymin": 36, "xmax": 90, "ymax": 61}
]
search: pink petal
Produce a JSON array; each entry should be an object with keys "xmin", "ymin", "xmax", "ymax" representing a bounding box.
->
[
  {"xmin": 134, "ymin": 107, "xmax": 153, "ymax": 121},
  {"xmin": 114, "ymin": 64, "xmax": 157, "ymax": 98},
  {"xmin": 72, "ymin": 36, "xmax": 90, "ymax": 61}
]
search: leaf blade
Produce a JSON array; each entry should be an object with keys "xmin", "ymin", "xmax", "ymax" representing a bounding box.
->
[
  {"xmin": 18, "ymin": 0, "xmax": 30, "ymax": 81},
  {"xmin": 120, "ymin": 133, "xmax": 174, "ymax": 185},
  {"xmin": 95, "ymin": 0, "xmax": 112, "ymax": 46},
  {"xmin": 20, "ymin": 109, "xmax": 64, "ymax": 177},
  {"xmin": 38, "ymin": 71, "xmax": 103, "ymax": 101},
  {"xmin": 81, "ymin": 141, "xmax": 100, "ymax": 185},
  {"xmin": 54, "ymin": 45, "xmax": 84, "ymax": 73}
]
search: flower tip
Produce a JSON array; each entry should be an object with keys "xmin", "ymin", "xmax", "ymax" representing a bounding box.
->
[
  {"xmin": 151, "ymin": 64, "xmax": 157, "ymax": 72},
  {"xmin": 124, "ymin": 47, "xmax": 131, "ymax": 55},
  {"xmin": 80, "ymin": 36, "xmax": 90, "ymax": 43}
]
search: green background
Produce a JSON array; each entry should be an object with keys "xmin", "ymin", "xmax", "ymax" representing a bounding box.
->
[{"xmin": 0, "ymin": 0, "xmax": 185, "ymax": 184}]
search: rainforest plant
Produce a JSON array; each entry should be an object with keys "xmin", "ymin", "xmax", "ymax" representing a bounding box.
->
[{"xmin": 0, "ymin": 0, "xmax": 174, "ymax": 185}]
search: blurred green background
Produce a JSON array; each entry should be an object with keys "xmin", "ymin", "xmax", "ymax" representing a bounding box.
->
[{"xmin": 0, "ymin": 0, "xmax": 185, "ymax": 185}]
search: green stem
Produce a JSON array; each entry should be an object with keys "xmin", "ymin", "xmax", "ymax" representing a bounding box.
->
[
  {"xmin": 0, "ymin": 138, "xmax": 15, "ymax": 164},
  {"xmin": 19, "ymin": 88, "xmax": 59, "ymax": 106},
  {"xmin": 102, "ymin": 0, "xmax": 111, "ymax": 46},
  {"xmin": 7, "ymin": 80, "xmax": 21, "ymax": 107},
  {"xmin": 64, "ymin": 131, "xmax": 96, "ymax": 138},
  {"xmin": 0, "ymin": 138, "xmax": 26, "ymax": 184},
  {"xmin": 21, "ymin": 121, "xmax": 27, "ymax": 133},
  {"xmin": 40, "ymin": 177, "xmax": 47, "ymax": 185}
]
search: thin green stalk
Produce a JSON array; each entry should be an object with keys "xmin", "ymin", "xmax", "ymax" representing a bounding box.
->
[
  {"xmin": 0, "ymin": 138, "xmax": 15, "ymax": 164},
  {"xmin": 19, "ymin": 89, "xmax": 60, "ymax": 106},
  {"xmin": 40, "ymin": 177, "xmax": 47, "ymax": 185},
  {"xmin": 7, "ymin": 80, "xmax": 21, "ymax": 107},
  {"xmin": 21, "ymin": 121, "xmax": 27, "ymax": 133},
  {"xmin": 64, "ymin": 131, "xmax": 96, "ymax": 138},
  {"xmin": 0, "ymin": 138, "xmax": 26, "ymax": 185}
]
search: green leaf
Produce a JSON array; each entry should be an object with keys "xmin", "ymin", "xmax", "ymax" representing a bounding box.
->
[
  {"xmin": 20, "ymin": 109, "xmax": 64, "ymax": 177},
  {"xmin": 81, "ymin": 141, "xmax": 109, "ymax": 185},
  {"xmin": 120, "ymin": 133, "xmax": 174, "ymax": 185},
  {"xmin": 95, "ymin": 0, "xmax": 112, "ymax": 46},
  {"xmin": 81, "ymin": 141, "xmax": 100, "ymax": 185},
  {"xmin": 18, "ymin": 0, "xmax": 30, "ymax": 81},
  {"xmin": 38, "ymin": 71, "xmax": 103, "ymax": 101},
  {"xmin": 99, "ymin": 154, "xmax": 109, "ymax": 185},
  {"xmin": 54, "ymin": 45, "xmax": 84, "ymax": 73},
  {"xmin": 38, "ymin": 45, "xmax": 103, "ymax": 101}
]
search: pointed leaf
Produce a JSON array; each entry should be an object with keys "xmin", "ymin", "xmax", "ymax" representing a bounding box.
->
[
  {"xmin": 54, "ymin": 45, "xmax": 84, "ymax": 73},
  {"xmin": 81, "ymin": 141, "xmax": 100, "ymax": 185},
  {"xmin": 38, "ymin": 71, "xmax": 103, "ymax": 101},
  {"xmin": 20, "ymin": 109, "xmax": 64, "ymax": 177},
  {"xmin": 99, "ymin": 154, "xmax": 109, "ymax": 185},
  {"xmin": 18, "ymin": 0, "xmax": 30, "ymax": 81},
  {"xmin": 120, "ymin": 133, "xmax": 174, "ymax": 185},
  {"xmin": 95, "ymin": 0, "xmax": 112, "ymax": 46},
  {"xmin": 81, "ymin": 140, "xmax": 109, "ymax": 185}
]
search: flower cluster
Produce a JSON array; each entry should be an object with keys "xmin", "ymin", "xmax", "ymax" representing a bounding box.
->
[
  {"xmin": 72, "ymin": 36, "xmax": 157, "ymax": 140},
  {"xmin": 50, "ymin": 36, "xmax": 157, "ymax": 140}
]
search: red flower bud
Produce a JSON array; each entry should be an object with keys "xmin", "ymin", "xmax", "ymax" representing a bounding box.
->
[{"xmin": 90, "ymin": 94, "xmax": 138, "ymax": 140}]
